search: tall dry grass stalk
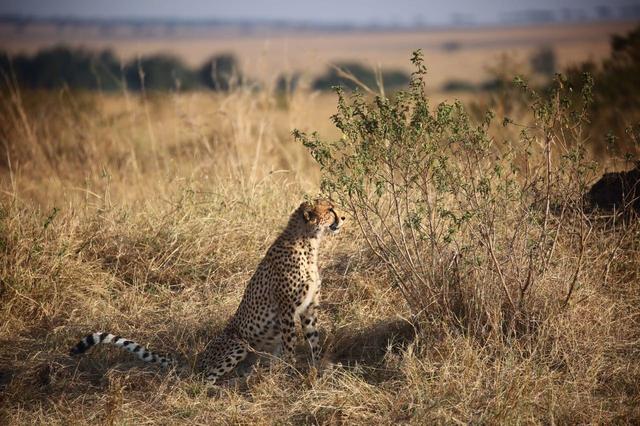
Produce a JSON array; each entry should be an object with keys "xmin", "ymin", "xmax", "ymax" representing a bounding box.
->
[{"xmin": 0, "ymin": 71, "xmax": 639, "ymax": 424}]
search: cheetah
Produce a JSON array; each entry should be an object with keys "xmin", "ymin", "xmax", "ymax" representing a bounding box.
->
[{"xmin": 70, "ymin": 198, "xmax": 345, "ymax": 383}]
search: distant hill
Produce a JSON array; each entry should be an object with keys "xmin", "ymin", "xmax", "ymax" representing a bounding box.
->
[{"xmin": 1, "ymin": 7, "xmax": 638, "ymax": 36}]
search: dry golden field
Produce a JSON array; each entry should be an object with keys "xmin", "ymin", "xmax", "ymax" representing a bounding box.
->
[{"xmin": 1, "ymin": 23, "xmax": 640, "ymax": 425}]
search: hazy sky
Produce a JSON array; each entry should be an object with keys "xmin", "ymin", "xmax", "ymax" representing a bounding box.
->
[{"xmin": 0, "ymin": 0, "xmax": 638, "ymax": 25}]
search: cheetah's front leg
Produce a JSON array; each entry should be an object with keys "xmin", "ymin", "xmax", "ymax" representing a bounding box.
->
[
  {"xmin": 299, "ymin": 294, "xmax": 321, "ymax": 362},
  {"xmin": 279, "ymin": 306, "xmax": 297, "ymax": 362}
]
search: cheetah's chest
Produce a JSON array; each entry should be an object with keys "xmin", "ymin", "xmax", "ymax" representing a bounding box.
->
[
  {"xmin": 294, "ymin": 254, "xmax": 319, "ymax": 316},
  {"xmin": 296, "ymin": 273, "xmax": 320, "ymax": 315}
]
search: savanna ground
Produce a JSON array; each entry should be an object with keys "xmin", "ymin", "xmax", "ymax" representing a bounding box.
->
[{"xmin": 2, "ymin": 23, "xmax": 640, "ymax": 425}]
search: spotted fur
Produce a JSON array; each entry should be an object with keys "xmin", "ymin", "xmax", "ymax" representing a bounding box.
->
[
  {"xmin": 70, "ymin": 198, "xmax": 345, "ymax": 383},
  {"xmin": 70, "ymin": 332, "xmax": 172, "ymax": 366}
]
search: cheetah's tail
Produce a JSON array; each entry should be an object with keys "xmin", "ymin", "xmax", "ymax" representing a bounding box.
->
[{"xmin": 70, "ymin": 332, "xmax": 174, "ymax": 367}]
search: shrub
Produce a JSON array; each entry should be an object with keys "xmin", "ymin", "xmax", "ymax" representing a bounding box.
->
[
  {"xmin": 124, "ymin": 54, "xmax": 200, "ymax": 91},
  {"xmin": 530, "ymin": 46, "xmax": 556, "ymax": 76},
  {"xmin": 296, "ymin": 50, "xmax": 598, "ymax": 338},
  {"xmin": 0, "ymin": 46, "xmax": 121, "ymax": 90},
  {"xmin": 275, "ymin": 72, "xmax": 302, "ymax": 94},
  {"xmin": 442, "ymin": 78, "xmax": 508, "ymax": 93},
  {"xmin": 198, "ymin": 53, "xmax": 243, "ymax": 91},
  {"xmin": 441, "ymin": 79, "xmax": 476, "ymax": 92}
]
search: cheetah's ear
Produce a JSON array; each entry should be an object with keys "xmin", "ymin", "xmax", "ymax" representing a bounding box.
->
[{"xmin": 303, "ymin": 208, "xmax": 318, "ymax": 224}]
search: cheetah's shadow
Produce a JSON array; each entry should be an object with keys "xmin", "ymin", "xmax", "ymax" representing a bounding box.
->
[{"xmin": 325, "ymin": 317, "xmax": 417, "ymax": 366}]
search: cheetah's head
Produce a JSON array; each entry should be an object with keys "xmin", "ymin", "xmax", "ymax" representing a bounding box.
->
[{"xmin": 300, "ymin": 198, "xmax": 345, "ymax": 237}]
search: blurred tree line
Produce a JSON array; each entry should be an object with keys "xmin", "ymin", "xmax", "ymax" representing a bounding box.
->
[
  {"xmin": 459, "ymin": 24, "xmax": 640, "ymax": 157},
  {"xmin": 0, "ymin": 46, "xmax": 244, "ymax": 91},
  {"xmin": 564, "ymin": 24, "xmax": 640, "ymax": 156},
  {"xmin": 0, "ymin": 46, "xmax": 410, "ymax": 93},
  {"xmin": 310, "ymin": 62, "xmax": 409, "ymax": 92},
  {"xmin": 566, "ymin": 25, "xmax": 640, "ymax": 114},
  {"xmin": 442, "ymin": 45, "xmax": 557, "ymax": 93}
]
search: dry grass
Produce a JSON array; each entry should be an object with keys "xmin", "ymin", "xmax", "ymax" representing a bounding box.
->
[{"xmin": 1, "ymin": 80, "xmax": 639, "ymax": 425}]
